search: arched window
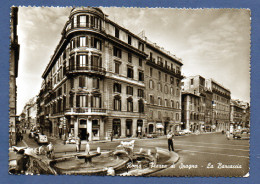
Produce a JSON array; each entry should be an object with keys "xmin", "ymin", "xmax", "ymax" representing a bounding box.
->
[
  {"xmin": 114, "ymin": 95, "xmax": 121, "ymax": 111},
  {"xmin": 176, "ymin": 101, "xmax": 179, "ymax": 109},
  {"xmin": 164, "ymin": 85, "xmax": 168, "ymax": 94},
  {"xmin": 176, "ymin": 113, "xmax": 179, "ymax": 121},
  {"xmin": 171, "ymin": 100, "xmax": 174, "ymax": 108}
]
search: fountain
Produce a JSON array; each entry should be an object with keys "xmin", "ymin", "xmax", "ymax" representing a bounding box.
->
[
  {"xmin": 76, "ymin": 143, "xmax": 101, "ymax": 167},
  {"xmin": 50, "ymin": 140, "xmax": 177, "ymax": 176}
]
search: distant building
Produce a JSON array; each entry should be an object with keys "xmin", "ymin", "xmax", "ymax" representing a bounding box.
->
[
  {"xmin": 230, "ymin": 99, "xmax": 250, "ymax": 130},
  {"xmin": 22, "ymin": 97, "xmax": 38, "ymax": 129},
  {"xmin": 206, "ymin": 79, "xmax": 231, "ymax": 132},
  {"xmin": 9, "ymin": 7, "xmax": 20, "ymax": 146},
  {"xmin": 181, "ymin": 75, "xmax": 231, "ymax": 132},
  {"xmin": 36, "ymin": 7, "xmax": 183, "ymax": 140}
]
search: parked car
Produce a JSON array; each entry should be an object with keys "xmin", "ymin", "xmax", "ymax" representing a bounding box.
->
[
  {"xmin": 183, "ymin": 129, "xmax": 192, "ymax": 134},
  {"xmin": 146, "ymin": 132, "xmax": 158, "ymax": 138},
  {"xmin": 174, "ymin": 130, "xmax": 186, "ymax": 136},
  {"xmin": 233, "ymin": 129, "xmax": 250, "ymax": 139},
  {"xmin": 29, "ymin": 130, "xmax": 36, "ymax": 138},
  {"xmin": 35, "ymin": 133, "xmax": 48, "ymax": 144}
]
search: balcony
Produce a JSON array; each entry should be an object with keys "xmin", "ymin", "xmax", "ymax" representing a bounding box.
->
[
  {"xmin": 66, "ymin": 65, "xmax": 106, "ymax": 76},
  {"xmin": 147, "ymin": 58, "xmax": 183, "ymax": 79},
  {"xmin": 65, "ymin": 107, "xmax": 107, "ymax": 115}
]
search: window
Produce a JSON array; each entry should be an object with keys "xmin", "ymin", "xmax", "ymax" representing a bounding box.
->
[
  {"xmin": 79, "ymin": 15, "xmax": 87, "ymax": 27},
  {"xmin": 149, "ymin": 80, "xmax": 154, "ymax": 89},
  {"xmin": 138, "ymin": 42, "xmax": 144, "ymax": 51},
  {"xmin": 176, "ymin": 102, "xmax": 179, "ymax": 109},
  {"xmin": 115, "ymin": 62, "xmax": 120, "ymax": 74},
  {"xmin": 158, "ymin": 111, "xmax": 161, "ymax": 119},
  {"xmin": 115, "ymin": 27, "xmax": 119, "ymax": 38},
  {"xmin": 158, "ymin": 83, "xmax": 162, "ymax": 92},
  {"xmin": 76, "ymin": 95, "xmax": 88, "ymax": 107},
  {"xmin": 63, "ymin": 83, "xmax": 66, "ymax": 93},
  {"xmin": 93, "ymin": 78, "xmax": 100, "ymax": 89},
  {"xmin": 150, "ymin": 95, "xmax": 154, "ymax": 105},
  {"xmin": 126, "ymin": 86, "xmax": 133, "ymax": 95},
  {"xmin": 138, "ymin": 71, "xmax": 144, "ymax": 81},
  {"xmin": 165, "ymin": 74, "xmax": 168, "ymax": 82},
  {"xmin": 70, "ymin": 39, "xmax": 75, "ymax": 50},
  {"xmin": 114, "ymin": 96, "xmax": 121, "ymax": 111},
  {"xmin": 139, "ymin": 58, "xmax": 142, "ymax": 67},
  {"xmin": 79, "ymin": 36, "xmax": 88, "ymax": 47},
  {"xmin": 77, "ymin": 55, "xmax": 88, "ymax": 67},
  {"xmin": 79, "ymin": 76, "xmax": 86, "ymax": 87},
  {"xmin": 165, "ymin": 60, "xmax": 168, "ymax": 68},
  {"xmin": 90, "ymin": 16, "xmax": 95, "ymax": 28},
  {"xmin": 138, "ymin": 99, "xmax": 144, "ymax": 113},
  {"xmin": 176, "ymin": 113, "xmax": 179, "ymax": 121},
  {"xmin": 191, "ymin": 79, "xmax": 194, "ymax": 85},
  {"xmin": 150, "ymin": 110, "xmax": 153, "ymax": 118},
  {"xmin": 127, "ymin": 98, "xmax": 133, "ymax": 112},
  {"xmin": 170, "ymin": 77, "xmax": 174, "ymax": 84},
  {"xmin": 128, "ymin": 53, "xmax": 132, "ymax": 63},
  {"xmin": 158, "ymin": 71, "xmax": 161, "ymax": 81},
  {"xmin": 170, "ymin": 87, "xmax": 174, "ymax": 95},
  {"xmin": 158, "ymin": 56, "xmax": 163, "ymax": 66},
  {"xmin": 164, "ymin": 85, "xmax": 168, "ymax": 94},
  {"xmin": 165, "ymin": 99, "xmax": 169, "ymax": 107},
  {"xmin": 127, "ymin": 67, "xmax": 134, "ymax": 78},
  {"xmin": 138, "ymin": 89, "xmax": 144, "ymax": 97},
  {"xmin": 150, "ymin": 67, "xmax": 153, "ymax": 77},
  {"xmin": 128, "ymin": 35, "xmax": 132, "ymax": 45},
  {"xmin": 114, "ymin": 83, "xmax": 121, "ymax": 93},
  {"xmin": 91, "ymin": 55, "xmax": 102, "ymax": 69},
  {"xmin": 70, "ymin": 79, "xmax": 74, "ymax": 89},
  {"xmin": 171, "ymin": 100, "xmax": 174, "ymax": 108},
  {"xmin": 113, "ymin": 47, "xmax": 122, "ymax": 58},
  {"xmin": 150, "ymin": 52, "xmax": 153, "ymax": 61},
  {"xmin": 91, "ymin": 96, "xmax": 101, "ymax": 108},
  {"xmin": 91, "ymin": 37, "xmax": 102, "ymax": 50},
  {"xmin": 158, "ymin": 97, "xmax": 162, "ymax": 106}
]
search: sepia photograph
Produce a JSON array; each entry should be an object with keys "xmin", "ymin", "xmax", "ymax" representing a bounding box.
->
[{"xmin": 9, "ymin": 6, "xmax": 250, "ymax": 177}]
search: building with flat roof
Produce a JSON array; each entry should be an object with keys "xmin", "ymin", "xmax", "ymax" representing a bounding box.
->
[{"xmin": 36, "ymin": 7, "xmax": 183, "ymax": 141}]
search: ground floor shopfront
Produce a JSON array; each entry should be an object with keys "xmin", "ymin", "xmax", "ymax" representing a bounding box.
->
[
  {"xmin": 147, "ymin": 121, "xmax": 181, "ymax": 135},
  {"xmin": 47, "ymin": 114, "xmax": 147, "ymax": 141}
]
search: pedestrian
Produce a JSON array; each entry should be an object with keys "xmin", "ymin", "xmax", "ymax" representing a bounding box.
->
[
  {"xmin": 226, "ymin": 130, "xmax": 230, "ymax": 140},
  {"xmin": 110, "ymin": 131, "xmax": 113, "ymax": 142},
  {"xmin": 76, "ymin": 137, "xmax": 81, "ymax": 153},
  {"xmin": 167, "ymin": 130, "xmax": 174, "ymax": 152},
  {"xmin": 46, "ymin": 142, "xmax": 54, "ymax": 158},
  {"xmin": 86, "ymin": 132, "xmax": 89, "ymax": 142}
]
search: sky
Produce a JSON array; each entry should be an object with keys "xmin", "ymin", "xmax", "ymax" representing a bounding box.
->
[{"xmin": 16, "ymin": 7, "xmax": 251, "ymax": 114}]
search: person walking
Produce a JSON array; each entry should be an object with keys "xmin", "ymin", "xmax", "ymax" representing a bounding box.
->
[
  {"xmin": 46, "ymin": 142, "xmax": 54, "ymax": 159},
  {"xmin": 110, "ymin": 131, "xmax": 113, "ymax": 142},
  {"xmin": 167, "ymin": 130, "xmax": 174, "ymax": 152},
  {"xmin": 226, "ymin": 130, "xmax": 230, "ymax": 140},
  {"xmin": 76, "ymin": 137, "xmax": 81, "ymax": 153}
]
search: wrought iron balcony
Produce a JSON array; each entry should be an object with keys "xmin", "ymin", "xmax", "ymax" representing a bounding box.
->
[
  {"xmin": 66, "ymin": 65, "xmax": 106, "ymax": 76},
  {"xmin": 65, "ymin": 107, "xmax": 107, "ymax": 115}
]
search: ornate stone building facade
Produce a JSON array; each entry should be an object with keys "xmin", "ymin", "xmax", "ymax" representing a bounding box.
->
[{"xmin": 37, "ymin": 7, "xmax": 183, "ymax": 140}]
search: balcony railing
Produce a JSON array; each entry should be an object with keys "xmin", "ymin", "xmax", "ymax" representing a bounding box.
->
[
  {"xmin": 66, "ymin": 65, "xmax": 106, "ymax": 75},
  {"xmin": 65, "ymin": 107, "xmax": 107, "ymax": 114},
  {"xmin": 148, "ymin": 58, "xmax": 182, "ymax": 78}
]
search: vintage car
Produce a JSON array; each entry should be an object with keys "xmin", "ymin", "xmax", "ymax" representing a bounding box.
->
[
  {"xmin": 182, "ymin": 129, "xmax": 192, "ymax": 134},
  {"xmin": 35, "ymin": 133, "xmax": 48, "ymax": 144},
  {"xmin": 146, "ymin": 132, "xmax": 158, "ymax": 138},
  {"xmin": 174, "ymin": 130, "xmax": 186, "ymax": 136},
  {"xmin": 233, "ymin": 129, "xmax": 250, "ymax": 139}
]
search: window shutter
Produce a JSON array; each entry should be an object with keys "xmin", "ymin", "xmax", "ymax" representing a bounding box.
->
[
  {"xmin": 77, "ymin": 16, "xmax": 80, "ymax": 27},
  {"xmin": 91, "ymin": 96, "xmax": 93, "ymax": 107},
  {"xmin": 85, "ymin": 95, "xmax": 88, "ymax": 107},
  {"xmin": 76, "ymin": 55, "xmax": 80, "ymax": 66},
  {"xmin": 91, "ymin": 37, "xmax": 94, "ymax": 48},
  {"xmin": 77, "ymin": 37, "xmax": 80, "ymax": 48},
  {"xmin": 86, "ymin": 36, "xmax": 88, "ymax": 47},
  {"xmin": 99, "ymin": 96, "xmax": 102, "ymax": 108},
  {"xmin": 71, "ymin": 18, "xmax": 74, "ymax": 28},
  {"xmin": 76, "ymin": 95, "xmax": 80, "ymax": 107},
  {"xmin": 86, "ymin": 15, "xmax": 89, "ymax": 27}
]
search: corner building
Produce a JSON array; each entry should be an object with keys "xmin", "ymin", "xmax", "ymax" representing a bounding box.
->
[{"xmin": 37, "ymin": 7, "xmax": 183, "ymax": 140}]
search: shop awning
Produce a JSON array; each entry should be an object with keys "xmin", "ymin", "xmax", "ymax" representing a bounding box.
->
[{"xmin": 156, "ymin": 123, "xmax": 164, "ymax": 129}]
